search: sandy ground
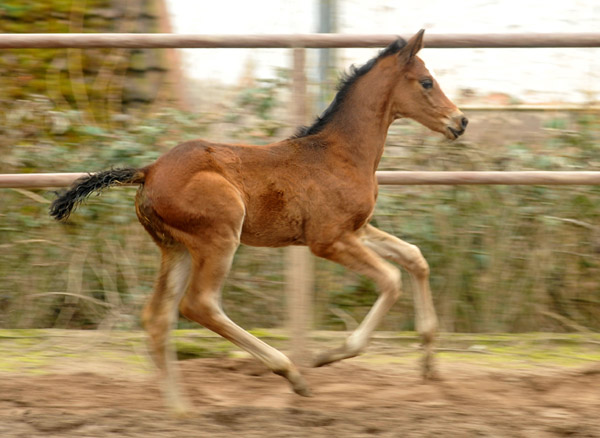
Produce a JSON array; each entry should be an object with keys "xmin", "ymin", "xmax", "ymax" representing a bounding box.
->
[{"xmin": 1, "ymin": 333, "xmax": 599, "ymax": 438}]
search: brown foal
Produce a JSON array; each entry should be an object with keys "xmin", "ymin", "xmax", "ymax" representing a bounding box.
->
[{"xmin": 50, "ymin": 29, "xmax": 467, "ymax": 413}]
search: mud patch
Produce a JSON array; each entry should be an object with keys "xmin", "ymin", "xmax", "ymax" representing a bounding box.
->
[{"xmin": 1, "ymin": 358, "xmax": 599, "ymax": 437}]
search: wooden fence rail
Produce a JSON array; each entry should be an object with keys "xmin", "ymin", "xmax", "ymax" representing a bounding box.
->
[
  {"xmin": 2, "ymin": 171, "xmax": 600, "ymax": 189},
  {"xmin": 376, "ymin": 171, "xmax": 600, "ymax": 185},
  {"xmin": 1, "ymin": 33, "xmax": 600, "ymax": 49}
]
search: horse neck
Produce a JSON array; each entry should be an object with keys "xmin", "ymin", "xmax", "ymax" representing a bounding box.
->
[{"xmin": 323, "ymin": 62, "xmax": 397, "ymax": 174}]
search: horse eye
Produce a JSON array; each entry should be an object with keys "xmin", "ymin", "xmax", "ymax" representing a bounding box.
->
[{"xmin": 420, "ymin": 79, "xmax": 433, "ymax": 90}]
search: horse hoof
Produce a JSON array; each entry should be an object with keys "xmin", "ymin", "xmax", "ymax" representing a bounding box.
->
[
  {"xmin": 421, "ymin": 360, "xmax": 441, "ymax": 382},
  {"xmin": 168, "ymin": 401, "xmax": 193, "ymax": 418},
  {"xmin": 313, "ymin": 346, "xmax": 358, "ymax": 368},
  {"xmin": 289, "ymin": 373, "xmax": 313, "ymax": 397},
  {"xmin": 277, "ymin": 368, "xmax": 312, "ymax": 397},
  {"xmin": 312, "ymin": 353, "xmax": 330, "ymax": 368},
  {"xmin": 293, "ymin": 384, "xmax": 313, "ymax": 397},
  {"xmin": 312, "ymin": 347, "xmax": 344, "ymax": 367}
]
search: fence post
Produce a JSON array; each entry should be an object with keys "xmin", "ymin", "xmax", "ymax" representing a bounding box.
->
[{"xmin": 287, "ymin": 47, "xmax": 313, "ymax": 365}]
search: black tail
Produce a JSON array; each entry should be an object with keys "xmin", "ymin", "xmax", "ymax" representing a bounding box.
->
[{"xmin": 49, "ymin": 167, "xmax": 145, "ymax": 221}]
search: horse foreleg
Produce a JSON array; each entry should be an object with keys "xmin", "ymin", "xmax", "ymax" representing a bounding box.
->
[
  {"xmin": 310, "ymin": 233, "xmax": 402, "ymax": 367},
  {"xmin": 361, "ymin": 224, "xmax": 439, "ymax": 380}
]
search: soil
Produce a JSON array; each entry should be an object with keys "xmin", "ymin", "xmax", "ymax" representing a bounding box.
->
[{"xmin": 1, "ymin": 351, "xmax": 599, "ymax": 438}]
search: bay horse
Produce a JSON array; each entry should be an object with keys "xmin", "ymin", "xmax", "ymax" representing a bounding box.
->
[{"xmin": 50, "ymin": 29, "xmax": 467, "ymax": 413}]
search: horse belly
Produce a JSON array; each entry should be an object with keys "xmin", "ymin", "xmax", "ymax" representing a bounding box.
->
[{"xmin": 240, "ymin": 209, "xmax": 305, "ymax": 247}]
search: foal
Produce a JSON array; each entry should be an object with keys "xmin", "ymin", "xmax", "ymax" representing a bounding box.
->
[{"xmin": 51, "ymin": 29, "xmax": 467, "ymax": 413}]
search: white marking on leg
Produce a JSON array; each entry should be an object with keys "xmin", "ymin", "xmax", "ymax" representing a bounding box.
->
[
  {"xmin": 162, "ymin": 250, "xmax": 192, "ymax": 412},
  {"xmin": 347, "ymin": 264, "xmax": 401, "ymax": 353},
  {"xmin": 362, "ymin": 225, "xmax": 439, "ymax": 378},
  {"xmin": 313, "ymin": 236, "xmax": 402, "ymax": 366},
  {"xmin": 181, "ymin": 238, "xmax": 311, "ymax": 396}
]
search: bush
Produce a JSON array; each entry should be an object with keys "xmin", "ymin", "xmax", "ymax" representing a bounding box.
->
[{"xmin": 1, "ymin": 92, "xmax": 599, "ymax": 333}]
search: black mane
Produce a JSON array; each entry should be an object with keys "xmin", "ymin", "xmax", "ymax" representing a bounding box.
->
[{"xmin": 293, "ymin": 38, "xmax": 407, "ymax": 139}]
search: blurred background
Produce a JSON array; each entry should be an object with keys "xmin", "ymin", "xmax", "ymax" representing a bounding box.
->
[{"xmin": 1, "ymin": 0, "xmax": 599, "ymax": 335}]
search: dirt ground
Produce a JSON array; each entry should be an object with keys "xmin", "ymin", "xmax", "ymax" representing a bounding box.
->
[{"xmin": 1, "ymin": 333, "xmax": 600, "ymax": 438}]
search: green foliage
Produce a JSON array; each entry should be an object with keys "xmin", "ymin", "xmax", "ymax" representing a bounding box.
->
[
  {"xmin": 0, "ymin": 96, "xmax": 213, "ymax": 329},
  {"xmin": 1, "ymin": 75, "xmax": 600, "ymax": 334},
  {"xmin": 0, "ymin": 0, "xmax": 113, "ymax": 106},
  {"xmin": 0, "ymin": 0, "xmax": 168, "ymax": 123},
  {"xmin": 227, "ymin": 68, "xmax": 290, "ymax": 141}
]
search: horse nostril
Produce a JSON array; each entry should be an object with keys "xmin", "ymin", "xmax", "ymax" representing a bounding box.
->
[{"xmin": 461, "ymin": 117, "xmax": 469, "ymax": 129}]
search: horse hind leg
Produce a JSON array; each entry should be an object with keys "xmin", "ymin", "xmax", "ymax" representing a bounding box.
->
[
  {"xmin": 178, "ymin": 231, "xmax": 312, "ymax": 397},
  {"xmin": 142, "ymin": 245, "xmax": 192, "ymax": 414},
  {"xmin": 171, "ymin": 172, "xmax": 311, "ymax": 397}
]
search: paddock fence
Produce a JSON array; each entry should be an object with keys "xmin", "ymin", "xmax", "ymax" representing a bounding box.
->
[
  {"xmin": 1, "ymin": 32, "xmax": 600, "ymax": 48},
  {"xmin": 2, "ymin": 171, "xmax": 600, "ymax": 188},
  {"xmin": 2, "ymin": 32, "xmax": 599, "ymax": 359}
]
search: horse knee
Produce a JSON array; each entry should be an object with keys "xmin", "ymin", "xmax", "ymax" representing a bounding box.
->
[
  {"xmin": 406, "ymin": 245, "xmax": 430, "ymax": 278},
  {"xmin": 418, "ymin": 314, "xmax": 439, "ymax": 339},
  {"xmin": 380, "ymin": 265, "xmax": 402, "ymax": 301}
]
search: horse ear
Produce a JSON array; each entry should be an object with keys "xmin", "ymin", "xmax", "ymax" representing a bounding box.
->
[{"xmin": 399, "ymin": 29, "xmax": 425, "ymax": 65}]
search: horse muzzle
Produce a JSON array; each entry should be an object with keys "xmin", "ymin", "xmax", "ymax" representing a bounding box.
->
[{"xmin": 445, "ymin": 113, "xmax": 468, "ymax": 139}]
